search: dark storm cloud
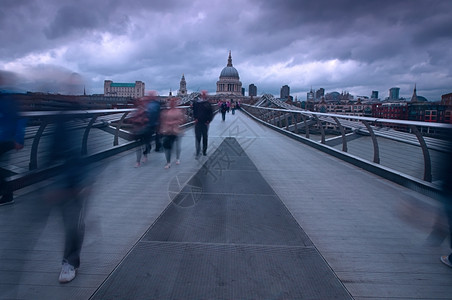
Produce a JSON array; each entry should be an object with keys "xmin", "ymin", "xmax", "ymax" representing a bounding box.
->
[
  {"xmin": 244, "ymin": 0, "xmax": 451, "ymax": 58},
  {"xmin": 0, "ymin": 0, "xmax": 451, "ymax": 100},
  {"xmin": 44, "ymin": 5, "xmax": 103, "ymax": 39}
]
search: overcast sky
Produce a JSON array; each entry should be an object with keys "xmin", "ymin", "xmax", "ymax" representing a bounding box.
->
[{"xmin": 1, "ymin": 0, "xmax": 451, "ymax": 101}]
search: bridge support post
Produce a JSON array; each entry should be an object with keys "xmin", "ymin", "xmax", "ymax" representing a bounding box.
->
[
  {"xmin": 29, "ymin": 122, "xmax": 48, "ymax": 170},
  {"xmin": 362, "ymin": 121, "xmax": 380, "ymax": 164},
  {"xmin": 333, "ymin": 117, "xmax": 347, "ymax": 152},
  {"xmin": 293, "ymin": 113, "xmax": 299, "ymax": 134},
  {"xmin": 314, "ymin": 116, "xmax": 325, "ymax": 144},
  {"xmin": 302, "ymin": 115, "xmax": 310, "ymax": 139},
  {"xmin": 82, "ymin": 115, "xmax": 98, "ymax": 156},
  {"xmin": 114, "ymin": 112, "xmax": 131, "ymax": 146},
  {"xmin": 410, "ymin": 125, "xmax": 432, "ymax": 182}
]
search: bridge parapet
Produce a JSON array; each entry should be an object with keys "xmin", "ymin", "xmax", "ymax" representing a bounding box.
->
[
  {"xmin": 241, "ymin": 104, "xmax": 452, "ymax": 195},
  {"xmin": 2, "ymin": 106, "xmax": 196, "ymax": 194}
]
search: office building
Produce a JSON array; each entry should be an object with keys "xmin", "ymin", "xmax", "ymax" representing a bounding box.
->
[
  {"xmin": 371, "ymin": 91, "xmax": 379, "ymax": 100},
  {"xmin": 104, "ymin": 80, "xmax": 145, "ymax": 98},
  {"xmin": 280, "ymin": 85, "xmax": 290, "ymax": 99},
  {"xmin": 249, "ymin": 84, "xmax": 257, "ymax": 96},
  {"xmin": 389, "ymin": 87, "xmax": 400, "ymax": 100}
]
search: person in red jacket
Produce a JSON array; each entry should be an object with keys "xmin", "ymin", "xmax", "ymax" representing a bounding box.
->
[{"xmin": 160, "ymin": 97, "xmax": 185, "ymax": 168}]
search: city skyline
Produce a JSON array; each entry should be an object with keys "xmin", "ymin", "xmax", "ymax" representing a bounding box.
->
[{"xmin": 1, "ymin": 0, "xmax": 452, "ymax": 101}]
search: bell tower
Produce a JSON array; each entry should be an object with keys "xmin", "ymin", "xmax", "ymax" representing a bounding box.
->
[{"xmin": 177, "ymin": 74, "xmax": 187, "ymax": 96}]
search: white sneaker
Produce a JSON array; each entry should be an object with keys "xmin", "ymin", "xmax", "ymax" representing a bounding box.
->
[
  {"xmin": 59, "ymin": 261, "xmax": 77, "ymax": 283},
  {"xmin": 441, "ymin": 255, "xmax": 452, "ymax": 268}
]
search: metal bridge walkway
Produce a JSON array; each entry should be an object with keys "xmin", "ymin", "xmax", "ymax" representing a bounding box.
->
[{"xmin": 1, "ymin": 110, "xmax": 451, "ymax": 299}]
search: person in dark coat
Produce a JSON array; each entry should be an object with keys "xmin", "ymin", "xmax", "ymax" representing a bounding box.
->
[
  {"xmin": 220, "ymin": 100, "xmax": 227, "ymax": 121},
  {"xmin": 193, "ymin": 91, "xmax": 213, "ymax": 158}
]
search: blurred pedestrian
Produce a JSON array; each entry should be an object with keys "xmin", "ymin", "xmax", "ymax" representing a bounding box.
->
[
  {"xmin": 130, "ymin": 98, "xmax": 152, "ymax": 167},
  {"xmin": 440, "ymin": 137, "xmax": 452, "ymax": 268},
  {"xmin": 160, "ymin": 97, "xmax": 185, "ymax": 168},
  {"xmin": 146, "ymin": 94, "xmax": 162, "ymax": 153},
  {"xmin": 46, "ymin": 105, "xmax": 89, "ymax": 283},
  {"xmin": 43, "ymin": 73, "xmax": 94, "ymax": 283},
  {"xmin": 220, "ymin": 100, "xmax": 227, "ymax": 121},
  {"xmin": 193, "ymin": 90, "xmax": 213, "ymax": 158},
  {"xmin": 0, "ymin": 73, "xmax": 26, "ymax": 206},
  {"xmin": 130, "ymin": 92, "xmax": 161, "ymax": 167}
]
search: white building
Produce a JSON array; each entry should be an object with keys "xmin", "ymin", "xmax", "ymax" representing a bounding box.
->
[{"xmin": 104, "ymin": 80, "xmax": 145, "ymax": 98}]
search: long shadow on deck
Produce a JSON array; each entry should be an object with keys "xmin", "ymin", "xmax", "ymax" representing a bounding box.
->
[{"xmin": 90, "ymin": 137, "xmax": 351, "ymax": 300}]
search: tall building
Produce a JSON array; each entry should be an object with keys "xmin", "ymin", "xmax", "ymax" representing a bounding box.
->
[
  {"xmin": 104, "ymin": 80, "xmax": 145, "ymax": 98},
  {"xmin": 249, "ymin": 84, "xmax": 257, "ymax": 96},
  {"xmin": 216, "ymin": 51, "xmax": 242, "ymax": 96},
  {"xmin": 389, "ymin": 87, "xmax": 400, "ymax": 100},
  {"xmin": 280, "ymin": 85, "xmax": 290, "ymax": 99},
  {"xmin": 371, "ymin": 90, "xmax": 379, "ymax": 99},
  {"xmin": 306, "ymin": 87, "xmax": 314, "ymax": 101},
  {"xmin": 315, "ymin": 88, "xmax": 325, "ymax": 100},
  {"xmin": 442, "ymin": 92, "xmax": 452, "ymax": 106},
  {"xmin": 177, "ymin": 74, "xmax": 187, "ymax": 97}
]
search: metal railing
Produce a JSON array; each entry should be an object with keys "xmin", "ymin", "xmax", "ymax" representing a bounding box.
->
[
  {"xmin": 241, "ymin": 104, "xmax": 452, "ymax": 195},
  {"xmin": 3, "ymin": 106, "xmax": 196, "ymax": 192}
]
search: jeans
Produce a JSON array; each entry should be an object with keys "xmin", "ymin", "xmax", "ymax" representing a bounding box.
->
[{"xmin": 163, "ymin": 135, "xmax": 181, "ymax": 163}]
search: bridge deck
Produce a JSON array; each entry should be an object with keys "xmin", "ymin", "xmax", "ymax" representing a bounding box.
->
[{"xmin": 1, "ymin": 110, "xmax": 451, "ymax": 299}]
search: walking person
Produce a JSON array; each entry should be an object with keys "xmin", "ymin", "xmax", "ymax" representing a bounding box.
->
[
  {"xmin": 131, "ymin": 97, "xmax": 152, "ymax": 167},
  {"xmin": 160, "ymin": 97, "xmax": 185, "ymax": 169},
  {"xmin": 0, "ymin": 73, "xmax": 26, "ymax": 206},
  {"xmin": 231, "ymin": 100, "xmax": 236, "ymax": 115},
  {"xmin": 147, "ymin": 94, "xmax": 162, "ymax": 152},
  {"xmin": 220, "ymin": 100, "xmax": 227, "ymax": 122},
  {"xmin": 42, "ymin": 94, "xmax": 95, "ymax": 284},
  {"xmin": 440, "ymin": 137, "xmax": 452, "ymax": 267},
  {"xmin": 193, "ymin": 90, "xmax": 213, "ymax": 158},
  {"xmin": 130, "ymin": 93, "xmax": 161, "ymax": 167}
]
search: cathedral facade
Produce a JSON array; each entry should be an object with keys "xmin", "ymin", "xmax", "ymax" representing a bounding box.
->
[{"xmin": 216, "ymin": 51, "xmax": 242, "ymax": 96}]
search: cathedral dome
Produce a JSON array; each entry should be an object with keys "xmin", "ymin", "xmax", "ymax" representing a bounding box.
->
[
  {"xmin": 216, "ymin": 51, "xmax": 242, "ymax": 96},
  {"xmin": 220, "ymin": 66, "xmax": 239, "ymax": 78},
  {"xmin": 219, "ymin": 51, "xmax": 240, "ymax": 79}
]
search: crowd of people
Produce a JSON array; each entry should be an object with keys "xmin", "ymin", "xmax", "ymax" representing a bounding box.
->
[{"xmin": 129, "ymin": 90, "xmax": 218, "ymax": 167}]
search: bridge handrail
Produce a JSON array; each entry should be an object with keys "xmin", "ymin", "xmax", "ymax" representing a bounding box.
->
[
  {"xmin": 4, "ymin": 107, "xmax": 196, "ymax": 193},
  {"xmin": 241, "ymin": 103, "xmax": 452, "ymax": 184},
  {"xmin": 243, "ymin": 104, "xmax": 452, "ymax": 130}
]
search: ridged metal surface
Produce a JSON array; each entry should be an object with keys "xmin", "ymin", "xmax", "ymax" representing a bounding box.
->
[
  {"xmin": 91, "ymin": 137, "xmax": 351, "ymax": 299},
  {"xmin": 92, "ymin": 242, "xmax": 351, "ymax": 300}
]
